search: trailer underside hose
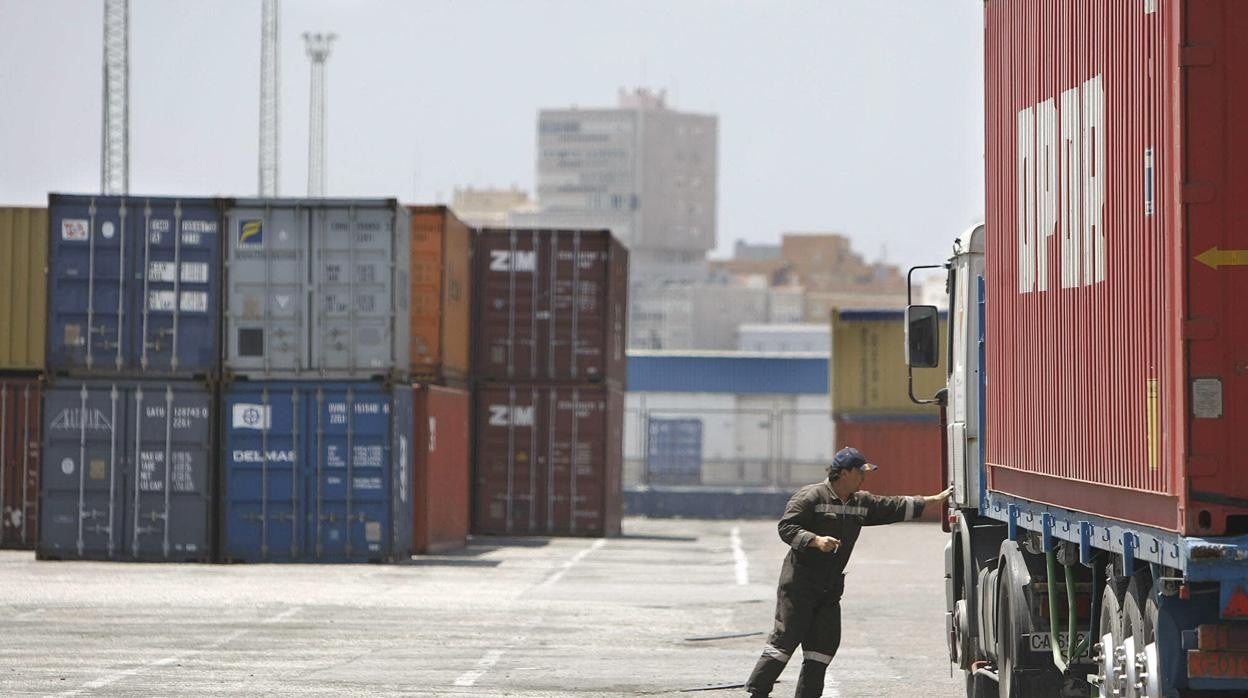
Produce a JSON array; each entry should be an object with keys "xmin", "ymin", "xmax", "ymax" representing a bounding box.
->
[{"xmin": 1045, "ymin": 548, "xmax": 1087, "ymax": 672}]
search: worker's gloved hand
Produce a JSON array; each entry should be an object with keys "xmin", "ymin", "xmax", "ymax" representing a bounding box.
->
[
  {"xmin": 812, "ymin": 536, "xmax": 841, "ymax": 553},
  {"xmin": 924, "ymin": 486, "xmax": 955, "ymax": 505}
]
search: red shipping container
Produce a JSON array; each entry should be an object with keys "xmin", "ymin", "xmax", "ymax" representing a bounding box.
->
[
  {"xmin": 473, "ymin": 229, "xmax": 628, "ymax": 386},
  {"xmin": 473, "ymin": 383, "xmax": 623, "ymax": 537},
  {"xmin": 411, "ymin": 383, "xmax": 470, "ymax": 554},
  {"xmin": 985, "ymin": 0, "xmax": 1248, "ymax": 534},
  {"xmin": 0, "ymin": 376, "xmax": 40, "ymax": 549},
  {"xmin": 834, "ymin": 414, "xmax": 943, "ymax": 522}
]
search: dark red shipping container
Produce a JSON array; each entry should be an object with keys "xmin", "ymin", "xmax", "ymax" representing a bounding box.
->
[
  {"xmin": 411, "ymin": 383, "xmax": 470, "ymax": 554},
  {"xmin": 473, "ymin": 383, "xmax": 623, "ymax": 537},
  {"xmin": 1, "ymin": 377, "xmax": 40, "ymax": 549},
  {"xmin": 835, "ymin": 414, "xmax": 943, "ymax": 522},
  {"xmin": 985, "ymin": 0, "xmax": 1248, "ymax": 534},
  {"xmin": 473, "ymin": 229, "xmax": 628, "ymax": 386}
]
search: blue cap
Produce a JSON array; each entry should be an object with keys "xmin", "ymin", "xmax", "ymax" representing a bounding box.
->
[{"xmin": 828, "ymin": 447, "xmax": 878, "ymax": 475}]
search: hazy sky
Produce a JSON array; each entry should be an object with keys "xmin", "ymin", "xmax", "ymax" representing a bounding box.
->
[{"xmin": 0, "ymin": 1, "xmax": 984, "ymax": 271}]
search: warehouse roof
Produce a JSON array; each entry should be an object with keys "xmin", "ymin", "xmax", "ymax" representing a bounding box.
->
[{"xmin": 627, "ymin": 351, "xmax": 828, "ymax": 395}]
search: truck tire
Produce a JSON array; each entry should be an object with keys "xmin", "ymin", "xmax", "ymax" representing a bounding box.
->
[
  {"xmin": 966, "ymin": 670, "xmax": 999, "ymax": 698},
  {"xmin": 1122, "ymin": 572, "xmax": 1153, "ymax": 645}
]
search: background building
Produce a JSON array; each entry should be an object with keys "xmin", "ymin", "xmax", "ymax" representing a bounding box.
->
[
  {"xmin": 450, "ymin": 186, "xmax": 531, "ymax": 228},
  {"xmin": 516, "ymin": 87, "xmax": 718, "ymax": 286}
]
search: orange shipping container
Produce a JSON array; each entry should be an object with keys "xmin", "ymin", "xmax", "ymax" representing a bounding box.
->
[
  {"xmin": 411, "ymin": 383, "xmax": 470, "ymax": 554},
  {"xmin": 834, "ymin": 413, "xmax": 943, "ymax": 521},
  {"xmin": 408, "ymin": 206, "xmax": 471, "ymax": 385}
]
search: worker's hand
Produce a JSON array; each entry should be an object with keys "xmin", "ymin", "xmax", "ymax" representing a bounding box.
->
[
  {"xmin": 924, "ymin": 486, "xmax": 955, "ymax": 505},
  {"xmin": 812, "ymin": 536, "xmax": 841, "ymax": 553}
]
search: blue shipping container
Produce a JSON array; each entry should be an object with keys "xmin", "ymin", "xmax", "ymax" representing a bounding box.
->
[
  {"xmin": 222, "ymin": 381, "xmax": 413, "ymax": 563},
  {"xmin": 47, "ymin": 194, "xmax": 222, "ymax": 377},
  {"xmin": 646, "ymin": 418, "xmax": 703, "ymax": 485},
  {"xmin": 38, "ymin": 380, "xmax": 215, "ymax": 561}
]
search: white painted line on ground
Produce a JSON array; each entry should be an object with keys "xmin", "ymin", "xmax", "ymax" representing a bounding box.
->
[
  {"xmin": 453, "ymin": 648, "xmax": 506, "ymax": 687},
  {"xmin": 731, "ymin": 526, "xmax": 749, "ymax": 585},
  {"xmin": 57, "ymin": 607, "xmax": 298, "ymax": 696},
  {"xmin": 537, "ymin": 538, "xmax": 606, "ymax": 589}
]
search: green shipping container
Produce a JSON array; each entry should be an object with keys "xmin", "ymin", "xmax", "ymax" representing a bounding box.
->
[{"xmin": 0, "ymin": 207, "xmax": 47, "ymax": 371}]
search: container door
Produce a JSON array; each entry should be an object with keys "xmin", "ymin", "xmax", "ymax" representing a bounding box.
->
[
  {"xmin": 476, "ymin": 231, "xmax": 543, "ymax": 382},
  {"xmin": 308, "ymin": 385, "xmax": 393, "ymax": 561},
  {"xmin": 225, "ymin": 204, "xmax": 308, "ymax": 376},
  {"xmin": 0, "ymin": 380, "xmax": 41, "ymax": 548},
  {"xmin": 547, "ymin": 232, "xmax": 610, "ymax": 383},
  {"xmin": 40, "ymin": 383, "xmax": 126, "ymax": 560},
  {"xmin": 474, "ymin": 386, "xmax": 542, "ymax": 534},
  {"xmin": 133, "ymin": 200, "xmax": 221, "ymax": 377},
  {"xmin": 48, "ymin": 197, "xmax": 132, "ymax": 373},
  {"xmin": 408, "ymin": 210, "xmax": 446, "ymax": 379},
  {"xmin": 128, "ymin": 383, "xmax": 212, "ymax": 561},
  {"xmin": 389, "ymin": 386, "xmax": 413, "ymax": 560},
  {"xmin": 223, "ymin": 385, "xmax": 302, "ymax": 562},
  {"xmin": 545, "ymin": 387, "xmax": 610, "ymax": 535},
  {"xmin": 645, "ymin": 418, "xmax": 703, "ymax": 486},
  {"xmin": 313, "ymin": 206, "xmax": 398, "ymax": 378}
]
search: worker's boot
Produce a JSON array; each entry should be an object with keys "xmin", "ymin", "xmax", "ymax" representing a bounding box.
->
[
  {"xmin": 794, "ymin": 660, "xmax": 827, "ymax": 698},
  {"xmin": 744, "ymin": 654, "xmax": 786, "ymax": 697}
]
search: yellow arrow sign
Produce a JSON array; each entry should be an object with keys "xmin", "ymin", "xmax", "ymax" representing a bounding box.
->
[{"xmin": 1196, "ymin": 247, "xmax": 1248, "ymax": 269}]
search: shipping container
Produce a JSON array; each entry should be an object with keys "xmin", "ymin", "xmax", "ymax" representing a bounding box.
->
[
  {"xmin": 830, "ymin": 309, "xmax": 947, "ymax": 416},
  {"xmin": 983, "ymin": 0, "xmax": 1246, "ymax": 535},
  {"xmin": 46, "ymin": 195, "xmax": 222, "ymax": 378},
  {"xmin": 408, "ymin": 206, "xmax": 471, "ymax": 385},
  {"xmin": 833, "ymin": 413, "xmax": 942, "ymax": 521},
  {"xmin": 38, "ymin": 379, "xmax": 214, "ymax": 561},
  {"xmin": 223, "ymin": 199, "xmax": 411, "ymax": 381},
  {"xmin": 221, "ymin": 381, "xmax": 413, "ymax": 563},
  {"xmin": 473, "ymin": 383, "xmax": 623, "ymax": 537},
  {"xmin": 1, "ymin": 377, "xmax": 40, "ymax": 548},
  {"xmin": 411, "ymin": 383, "xmax": 469, "ymax": 554},
  {"xmin": 0, "ymin": 207, "xmax": 48, "ymax": 371},
  {"xmin": 473, "ymin": 229, "xmax": 628, "ymax": 385}
]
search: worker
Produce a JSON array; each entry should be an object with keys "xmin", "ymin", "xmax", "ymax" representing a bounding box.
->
[{"xmin": 744, "ymin": 446, "xmax": 953, "ymax": 697}]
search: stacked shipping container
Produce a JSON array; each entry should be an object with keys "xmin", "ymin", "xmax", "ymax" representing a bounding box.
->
[
  {"xmin": 830, "ymin": 309, "xmax": 947, "ymax": 517},
  {"xmin": 0, "ymin": 207, "xmax": 46, "ymax": 549},
  {"xmin": 219, "ymin": 199, "xmax": 414, "ymax": 563},
  {"xmin": 40, "ymin": 195, "xmax": 220, "ymax": 561},
  {"xmin": 471, "ymin": 228, "xmax": 627, "ymax": 537}
]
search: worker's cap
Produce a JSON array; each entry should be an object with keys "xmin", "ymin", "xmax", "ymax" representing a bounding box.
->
[{"xmin": 828, "ymin": 447, "xmax": 879, "ymax": 476}]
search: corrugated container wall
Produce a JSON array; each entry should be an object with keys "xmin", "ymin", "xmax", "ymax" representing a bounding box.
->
[
  {"xmin": 474, "ymin": 229, "xmax": 628, "ymax": 385},
  {"xmin": 834, "ymin": 414, "xmax": 943, "ymax": 521},
  {"xmin": 223, "ymin": 199, "xmax": 410, "ymax": 381},
  {"xmin": 411, "ymin": 383, "xmax": 469, "ymax": 554},
  {"xmin": 830, "ymin": 310, "xmax": 947, "ymax": 416},
  {"xmin": 38, "ymin": 380, "xmax": 215, "ymax": 561},
  {"xmin": 474, "ymin": 384, "xmax": 623, "ymax": 537},
  {"xmin": 984, "ymin": 0, "xmax": 1248, "ymax": 535},
  {"xmin": 408, "ymin": 206, "xmax": 471, "ymax": 385},
  {"xmin": 1, "ymin": 378, "xmax": 41, "ymax": 548},
  {"xmin": 0, "ymin": 207, "xmax": 48, "ymax": 370},
  {"xmin": 46, "ymin": 195, "xmax": 222, "ymax": 378},
  {"xmin": 221, "ymin": 381, "xmax": 413, "ymax": 563}
]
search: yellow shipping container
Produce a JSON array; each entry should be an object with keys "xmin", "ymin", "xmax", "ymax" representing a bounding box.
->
[
  {"xmin": 0, "ymin": 208, "xmax": 48, "ymax": 370},
  {"xmin": 830, "ymin": 308, "xmax": 946, "ymax": 416}
]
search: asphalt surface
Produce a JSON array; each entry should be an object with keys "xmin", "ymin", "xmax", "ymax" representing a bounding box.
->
[{"xmin": 0, "ymin": 518, "xmax": 962, "ymax": 697}]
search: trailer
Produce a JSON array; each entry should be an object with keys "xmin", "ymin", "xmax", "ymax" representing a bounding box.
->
[{"xmin": 906, "ymin": 1, "xmax": 1248, "ymax": 695}]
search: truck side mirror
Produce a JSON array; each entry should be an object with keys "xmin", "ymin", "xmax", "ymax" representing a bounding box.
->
[{"xmin": 905, "ymin": 305, "xmax": 940, "ymax": 368}]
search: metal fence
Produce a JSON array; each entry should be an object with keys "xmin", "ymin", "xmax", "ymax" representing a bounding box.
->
[{"xmin": 624, "ymin": 406, "xmax": 833, "ymax": 490}]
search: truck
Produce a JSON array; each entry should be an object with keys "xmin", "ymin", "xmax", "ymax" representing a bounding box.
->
[{"xmin": 904, "ymin": 1, "xmax": 1248, "ymax": 696}]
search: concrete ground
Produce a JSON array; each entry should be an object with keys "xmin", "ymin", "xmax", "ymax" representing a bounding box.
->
[{"xmin": 0, "ymin": 518, "xmax": 962, "ymax": 697}]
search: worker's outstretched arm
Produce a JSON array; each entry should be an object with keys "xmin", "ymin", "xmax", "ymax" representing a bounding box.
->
[{"xmin": 858, "ymin": 486, "xmax": 952, "ymax": 526}]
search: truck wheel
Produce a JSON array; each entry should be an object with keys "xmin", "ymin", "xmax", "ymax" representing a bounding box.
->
[
  {"xmin": 1122, "ymin": 572, "xmax": 1153, "ymax": 645},
  {"xmin": 1097, "ymin": 581, "xmax": 1126, "ymax": 698},
  {"xmin": 966, "ymin": 670, "xmax": 999, "ymax": 698}
]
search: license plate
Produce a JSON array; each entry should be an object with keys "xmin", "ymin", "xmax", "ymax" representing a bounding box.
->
[{"xmin": 1026, "ymin": 632, "xmax": 1090, "ymax": 652}]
